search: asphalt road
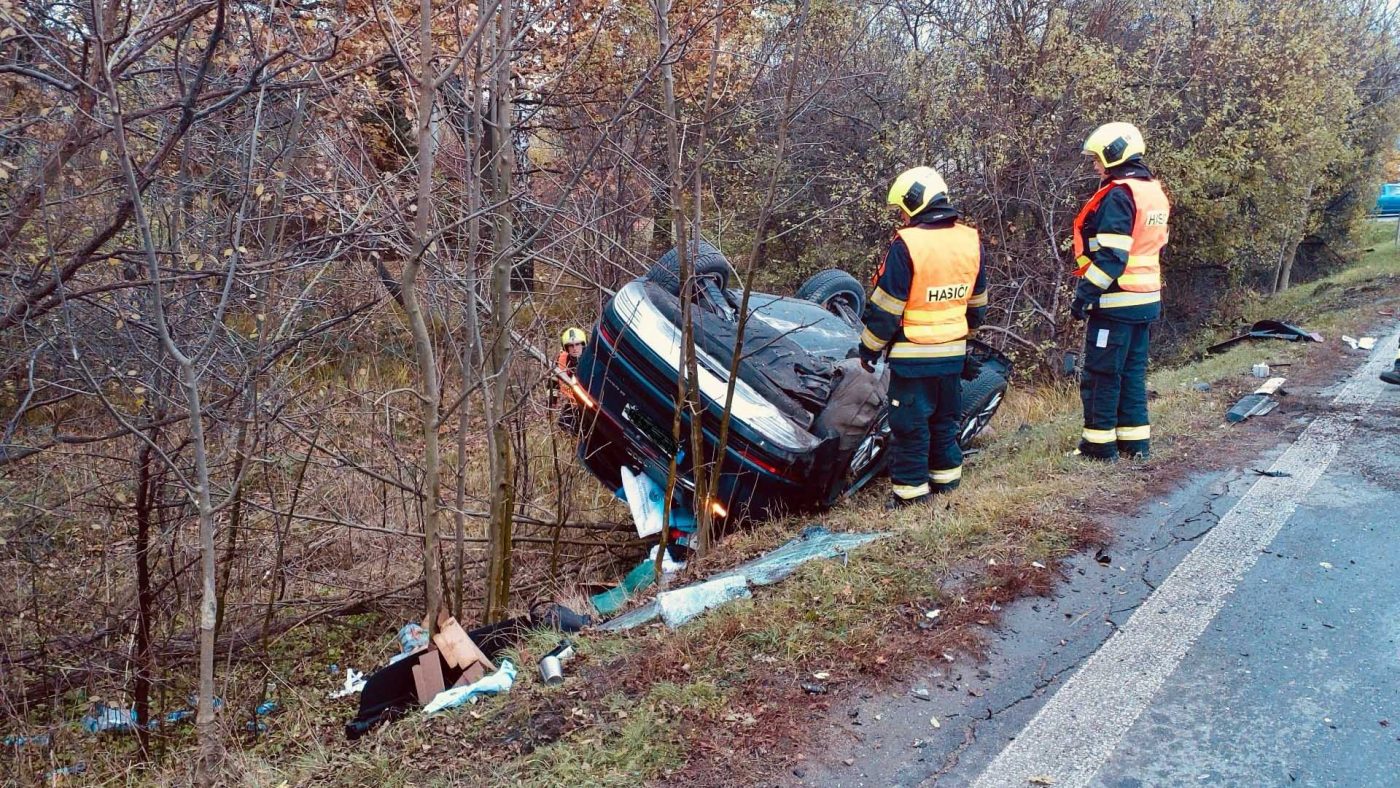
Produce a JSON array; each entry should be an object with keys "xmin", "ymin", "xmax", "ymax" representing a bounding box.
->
[{"xmin": 800, "ymin": 331, "xmax": 1400, "ymax": 787}]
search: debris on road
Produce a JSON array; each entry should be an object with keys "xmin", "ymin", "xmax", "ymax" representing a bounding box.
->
[
  {"xmin": 599, "ymin": 525, "xmax": 890, "ymax": 631},
  {"xmin": 1251, "ymin": 469, "xmax": 1292, "ymax": 478},
  {"xmin": 912, "ymin": 687, "xmax": 931, "ymax": 701},
  {"xmin": 801, "ymin": 682, "xmax": 829, "ymax": 695},
  {"xmin": 1341, "ymin": 335, "xmax": 1377, "ymax": 351},
  {"xmin": 1207, "ymin": 320, "xmax": 1322, "ymax": 354},
  {"xmin": 1227, "ymin": 377, "xmax": 1287, "ymax": 423},
  {"xmin": 930, "ymin": 715, "xmax": 941, "ymax": 728}
]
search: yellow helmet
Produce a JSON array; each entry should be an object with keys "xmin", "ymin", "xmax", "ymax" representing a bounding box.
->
[
  {"xmin": 887, "ymin": 166, "xmax": 948, "ymax": 216},
  {"xmin": 1083, "ymin": 122, "xmax": 1146, "ymax": 169},
  {"xmin": 560, "ymin": 327, "xmax": 587, "ymax": 348}
]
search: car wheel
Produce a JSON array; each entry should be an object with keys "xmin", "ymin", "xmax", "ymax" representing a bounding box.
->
[
  {"xmin": 958, "ymin": 368, "xmax": 1008, "ymax": 448},
  {"xmin": 644, "ymin": 241, "xmax": 732, "ymax": 296},
  {"xmin": 797, "ymin": 269, "xmax": 865, "ymax": 325}
]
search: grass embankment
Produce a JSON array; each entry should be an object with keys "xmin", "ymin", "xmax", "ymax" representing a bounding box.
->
[{"xmin": 201, "ymin": 228, "xmax": 1400, "ymax": 786}]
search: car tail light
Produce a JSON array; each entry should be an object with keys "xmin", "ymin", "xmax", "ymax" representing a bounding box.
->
[
  {"xmin": 739, "ymin": 448, "xmax": 785, "ymax": 477},
  {"xmin": 710, "ymin": 500, "xmax": 728, "ymax": 518},
  {"xmin": 568, "ymin": 378, "xmax": 597, "ymax": 410}
]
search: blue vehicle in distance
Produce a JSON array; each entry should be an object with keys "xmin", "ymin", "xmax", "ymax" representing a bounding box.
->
[{"xmin": 1374, "ymin": 183, "xmax": 1400, "ymax": 217}]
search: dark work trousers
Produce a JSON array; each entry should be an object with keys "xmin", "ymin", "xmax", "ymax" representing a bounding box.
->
[
  {"xmin": 888, "ymin": 371, "xmax": 963, "ymax": 499},
  {"xmin": 1079, "ymin": 316, "xmax": 1151, "ymax": 459}
]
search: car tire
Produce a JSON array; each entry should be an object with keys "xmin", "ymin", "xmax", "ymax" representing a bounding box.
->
[
  {"xmin": 797, "ymin": 269, "xmax": 866, "ymax": 322},
  {"xmin": 644, "ymin": 241, "xmax": 732, "ymax": 296},
  {"xmin": 958, "ymin": 367, "xmax": 1008, "ymax": 448}
]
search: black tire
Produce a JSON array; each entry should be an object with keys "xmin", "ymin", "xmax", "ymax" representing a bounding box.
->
[
  {"xmin": 957, "ymin": 367, "xmax": 1008, "ymax": 448},
  {"xmin": 797, "ymin": 268, "xmax": 866, "ymax": 320},
  {"xmin": 644, "ymin": 241, "xmax": 732, "ymax": 296}
]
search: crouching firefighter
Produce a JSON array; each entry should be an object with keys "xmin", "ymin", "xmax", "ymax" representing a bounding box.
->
[
  {"xmin": 552, "ymin": 327, "xmax": 588, "ymax": 435},
  {"xmin": 859, "ymin": 166, "xmax": 988, "ymax": 508},
  {"xmin": 1069, "ymin": 122, "xmax": 1169, "ymax": 461}
]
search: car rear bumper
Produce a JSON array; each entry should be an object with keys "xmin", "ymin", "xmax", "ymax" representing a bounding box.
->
[{"xmin": 576, "ymin": 303, "xmax": 846, "ymax": 523}]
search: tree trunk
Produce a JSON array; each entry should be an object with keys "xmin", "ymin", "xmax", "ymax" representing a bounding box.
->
[
  {"xmin": 484, "ymin": 0, "xmax": 517, "ymax": 623},
  {"xmin": 403, "ymin": 0, "xmax": 445, "ymax": 629},
  {"xmin": 1273, "ymin": 180, "xmax": 1314, "ymax": 294}
]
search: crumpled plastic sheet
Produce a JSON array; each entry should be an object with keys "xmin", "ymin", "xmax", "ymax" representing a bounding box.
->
[
  {"xmin": 329, "ymin": 668, "xmax": 366, "ymax": 699},
  {"xmin": 600, "ymin": 525, "xmax": 889, "ymax": 631},
  {"xmin": 423, "ymin": 659, "xmax": 517, "ymax": 715}
]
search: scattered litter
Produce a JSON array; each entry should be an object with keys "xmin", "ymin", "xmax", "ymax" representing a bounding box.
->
[
  {"xmin": 912, "ymin": 688, "xmax": 931, "ymax": 701},
  {"xmin": 648, "ymin": 543, "xmax": 687, "ymax": 574},
  {"xmin": 1251, "ymin": 469, "xmax": 1292, "ymax": 478},
  {"xmin": 599, "ymin": 526, "xmax": 890, "ymax": 631},
  {"xmin": 591, "ymin": 555, "xmax": 660, "ymax": 616},
  {"xmin": 330, "ymin": 668, "xmax": 366, "ymax": 699},
  {"xmin": 1226, "ymin": 377, "xmax": 1286, "ymax": 423},
  {"xmin": 1094, "ymin": 550, "xmax": 1112, "ymax": 566},
  {"xmin": 3, "ymin": 733, "xmax": 51, "ymax": 747},
  {"xmin": 1191, "ymin": 381, "xmax": 1212, "ymax": 392},
  {"xmin": 657, "ymin": 575, "xmax": 751, "ymax": 628},
  {"xmin": 1029, "ymin": 776, "xmax": 1056, "ymax": 786},
  {"xmin": 423, "ymin": 659, "xmax": 517, "ymax": 715},
  {"xmin": 925, "ymin": 608, "xmax": 942, "ymax": 620},
  {"xmin": 47, "ymin": 764, "xmax": 86, "ymax": 781},
  {"xmin": 81, "ymin": 703, "xmax": 136, "ymax": 734},
  {"xmin": 801, "ymin": 682, "xmax": 828, "ymax": 695},
  {"xmin": 1031, "ymin": 561, "xmax": 1046, "ymax": 569},
  {"xmin": 1208, "ymin": 320, "xmax": 1322, "ymax": 354},
  {"xmin": 1342, "ymin": 335, "xmax": 1377, "ymax": 351},
  {"xmin": 930, "ymin": 715, "xmax": 941, "ymax": 729},
  {"xmin": 389, "ymin": 622, "xmax": 429, "ymax": 664},
  {"xmin": 1251, "ymin": 362, "xmax": 1271, "ymax": 378},
  {"xmin": 531, "ymin": 602, "xmax": 593, "ymax": 632},
  {"xmin": 1319, "ymin": 562, "xmax": 1334, "ymax": 570},
  {"xmin": 537, "ymin": 640, "xmax": 575, "ymax": 686},
  {"xmin": 620, "ymin": 466, "xmax": 665, "ymax": 538},
  {"xmin": 813, "ymin": 671, "xmax": 831, "ymax": 680}
]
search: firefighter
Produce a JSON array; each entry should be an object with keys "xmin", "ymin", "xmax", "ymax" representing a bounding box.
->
[
  {"xmin": 553, "ymin": 327, "xmax": 588, "ymax": 434},
  {"xmin": 1382, "ymin": 344, "xmax": 1400, "ymax": 385},
  {"xmin": 859, "ymin": 166, "xmax": 988, "ymax": 508},
  {"xmin": 1069, "ymin": 122, "xmax": 1168, "ymax": 461}
]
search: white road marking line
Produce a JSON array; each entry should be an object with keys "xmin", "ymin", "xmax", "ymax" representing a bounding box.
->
[{"xmin": 967, "ymin": 330, "xmax": 1398, "ymax": 788}]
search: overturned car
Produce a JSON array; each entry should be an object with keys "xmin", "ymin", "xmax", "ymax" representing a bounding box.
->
[{"xmin": 574, "ymin": 243, "xmax": 1011, "ymax": 528}]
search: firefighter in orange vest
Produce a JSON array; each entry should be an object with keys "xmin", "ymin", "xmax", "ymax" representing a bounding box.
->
[
  {"xmin": 1069, "ymin": 122, "xmax": 1169, "ymax": 460},
  {"xmin": 553, "ymin": 327, "xmax": 588, "ymax": 434},
  {"xmin": 860, "ymin": 166, "xmax": 988, "ymax": 508}
]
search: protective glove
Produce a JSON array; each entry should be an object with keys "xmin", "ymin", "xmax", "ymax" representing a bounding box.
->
[
  {"xmin": 1069, "ymin": 296, "xmax": 1092, "ymax": 321},
  {"xmin": 961, "ymin": 353, "xmax": 983, "ymax": 382},
  {"xmin": 858, "ymin": 346, "xmax": 880, "ymax": 374}
]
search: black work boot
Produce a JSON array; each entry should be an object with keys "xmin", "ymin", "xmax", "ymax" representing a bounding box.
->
[
  {"xmin": 1117, "ymin": 440, "xmax": 1150, "ymax": 460},
  {"xmin": 1381, "ymin": 360, "xmax": 1400, "ymax": 386},
  {"xmin": 1075, "ymin": 440, "xmax": 1119, "ymax": 462},
  {"xmin": 886, "ymin": 493, "xmax": 930, "ymax": 511}
]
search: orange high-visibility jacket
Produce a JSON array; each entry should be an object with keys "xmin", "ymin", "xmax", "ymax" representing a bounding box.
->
[
  {"xmin": 897, "ymin": 224, "xmax": 981, "ymax": 345},
  {"xmin": 1072, "ymin": 178, "xmax": 1169, "ymax": 294}
]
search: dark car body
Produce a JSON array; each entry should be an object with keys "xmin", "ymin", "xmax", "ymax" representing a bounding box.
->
[{"xmin": 574, "ymin": 277, "xmax": 1012, "ymax": 526}]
